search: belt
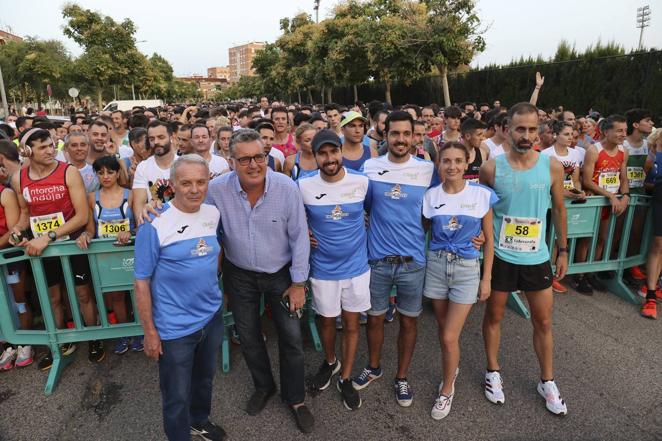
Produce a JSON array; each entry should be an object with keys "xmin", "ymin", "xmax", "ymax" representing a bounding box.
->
[{"xmin": 381, "ymin": 255, "xmax": 413, "ymax": 264}]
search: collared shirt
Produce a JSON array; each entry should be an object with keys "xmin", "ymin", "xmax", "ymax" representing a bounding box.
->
[{"xmin": 206, "ymin": 169, "xmax": 310, "ymax": 283}]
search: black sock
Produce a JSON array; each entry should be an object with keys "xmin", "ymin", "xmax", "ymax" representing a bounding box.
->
[
  {"xmin": 647, "ymin": 289, "xmax": 656, "ymax": 301},
  {"xmin": 395, "ymin": 377, "xmax": 407, "ymax": 382},
  {"xmin": 487, "ymin": 369, "xmax": 500, "ymax": 373},
  {"xmin": 541, "ymin": 378, "xmax": 554, "ymax": 383}
]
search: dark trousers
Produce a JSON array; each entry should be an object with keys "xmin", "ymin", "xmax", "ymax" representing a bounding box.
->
[
  {"xmin": 158, "ymin": 308, "xmax": 224, "ymax": 441},
  {"xmin": 223, "ymin": 259, "xmax": 305, "ymax": 406}
]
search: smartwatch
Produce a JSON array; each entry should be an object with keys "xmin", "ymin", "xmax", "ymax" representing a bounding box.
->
[{"xmin": 47, "ymin": 231, "xmax": 57, "ymax": 242}]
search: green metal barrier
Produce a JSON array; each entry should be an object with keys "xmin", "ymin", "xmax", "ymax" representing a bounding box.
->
[
  {"xmin": 0, "ymin": 239, "xmax": 322, "ymax": 389},
  {"xmin": 549, "ymin": 194, "xmax": 652, "ymax": 304},
  {"xmin": 0, "ymin": 239, "xmax": 142, "ymax": 395}
]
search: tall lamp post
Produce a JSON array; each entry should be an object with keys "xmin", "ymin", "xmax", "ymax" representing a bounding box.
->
[
  {"xmin": 314, "ymin": 0, "xmax": 320, "ymax": 23},
  {"xmin": 637, "ymin": 5, "xmax": 651, "ymax": 50}
]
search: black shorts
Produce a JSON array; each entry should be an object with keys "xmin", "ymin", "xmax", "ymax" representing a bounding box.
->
[
  {"xmin": 42, "ymin": 254, "xmax": 91, "ymax": 287},
  {"xmin": 653, "ymin": 184, "xmax": 662, "ymax": 237},
  {"xmin": 491, "ymin": 255, "xmax": 553, "ymax": 292}
]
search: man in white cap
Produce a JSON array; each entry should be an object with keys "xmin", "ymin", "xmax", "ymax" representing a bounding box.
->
[{"xmin": 341, "ymin": 111, "xmax": 376, "ymax": 171}]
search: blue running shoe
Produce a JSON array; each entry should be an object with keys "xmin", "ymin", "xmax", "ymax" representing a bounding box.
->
[
  {"xmin": 359, "ymin": 313, "xmax": 367, "ymax": 325},
  {"xmin": 352, "ymin": 365, "xmax": 382, "ymax": 390},
  {"xmin": 129, "ymin": 337, "xmax": 144, "ymax": 352},
  {"xmin": 394, "ymin": 378, "xmax": 413, "ymax": 407},
  {"xmin": 385, "ymin": 303, "xmax": 397, "ymax": 322},
  {"xmin": 113, "ymin": 337, "xmax": 130, "ymax": 355}
]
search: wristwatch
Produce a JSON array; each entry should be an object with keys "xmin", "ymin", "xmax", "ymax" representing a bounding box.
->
[
  {"xmin": 47, "ymin": 231, "xmax": 57, "ymax": 242},
  {"xmin": 291, "ymin": 282, "xmax": 306, "ymax": 288}
]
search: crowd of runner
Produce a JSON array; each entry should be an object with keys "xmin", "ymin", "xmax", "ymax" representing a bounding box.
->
[{"xmin": 0, "ymin": 78, "xmax": 660, "ymax": 439}]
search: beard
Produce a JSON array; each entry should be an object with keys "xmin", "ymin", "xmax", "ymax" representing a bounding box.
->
[
  {"xmin": 513, "ymin": 138, "xmax": 532, "ymax": 154},
  {"xmin": 154, "ymin": 140, "xmax": 172, "ymax": 157},
  {"xmin": 320, "ymin": 160, "xmax": 342, "ymax": 177},
  {"xmin": 388, "ymin": 143, "xmax": 410, "ymax": 158}
]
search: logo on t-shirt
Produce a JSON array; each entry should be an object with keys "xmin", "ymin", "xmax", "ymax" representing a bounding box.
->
[
  {"xmin": 326, "ymin": 205, "xmax": 349, "ymax": 221},
  {"xmin": 315, "ymin": 193, "xmax": 327, "ymax": 200},
  {"xmin": 434, "ymin": 203, "xmax": 446, "ymax": 209},
  {"xmin": 177, "ymin": 225, "xmax": 189, "ymax": 234},
  {"xmin": 148, "ymin": 178, "xmax": 174, "ymax": 203},
  {"xmin": 443, "ymin": 216, "xmax": 463, "ymax": 232},
  {"xmin": 384, "ymin": 183, "xmax": 407, "ymax": 200},
  {"xmin": 377, "ymin": 170, "xmax": 389, "ymax": 176},
  {"xmin": 191, "ymin": 238, "xmax": 213, "ymax": 257}
]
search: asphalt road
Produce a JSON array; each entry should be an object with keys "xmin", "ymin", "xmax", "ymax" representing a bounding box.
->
[{"xmin": 0, "ymin": 287, "xmax": 660, "ymax": 441}]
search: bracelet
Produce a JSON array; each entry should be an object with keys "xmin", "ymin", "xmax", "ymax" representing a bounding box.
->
[
  {"xmin": 558, "ymin": 247, "xmax": 569, "ymax": 254},
  {"xmin": 291, "ymin": 282, "xmax": 306, "ymax": 288}
]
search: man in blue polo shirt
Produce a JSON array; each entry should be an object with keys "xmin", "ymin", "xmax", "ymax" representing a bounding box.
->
[
  {"xmin": 299, "ymin": 129, "xmax": 370, "ymax": 411},
  {"xmin": 353, "ymin": 111, "xmax": 438, "ymax": 407},
  {"xmin": 134, "ymin": 154, "xmax": 226, "ymax": 441}
]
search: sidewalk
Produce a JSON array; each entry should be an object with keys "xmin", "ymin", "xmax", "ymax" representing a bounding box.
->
[{"xmin": 0, "ymin": 287, "xmax": 659, "ymax": 441}]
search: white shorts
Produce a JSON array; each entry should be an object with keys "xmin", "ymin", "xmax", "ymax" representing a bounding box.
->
[{"xmin": 310, "ymin": 270, "xmax": 371, "ymax": 317}]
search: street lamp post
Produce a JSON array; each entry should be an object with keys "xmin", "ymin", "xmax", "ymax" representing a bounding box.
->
[
  {"xmin": 0, "ymin": 65, "xmax": 9, "ymax": 119},
  {"xmin": 314, "ymin": 0, "xmax": 320, "ymax": 23}
]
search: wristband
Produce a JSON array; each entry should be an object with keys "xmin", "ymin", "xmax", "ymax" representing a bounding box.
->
[
  {"xmin": 558, "ymin": 247, "xmax": 569, "ymax": 254},
  {"xmin": 291, "ymin": 282, "xmax": 306, "ymax": 288}
]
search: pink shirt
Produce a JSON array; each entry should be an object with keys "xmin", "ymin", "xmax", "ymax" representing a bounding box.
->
[{"xmin": 273, "ymin": 133, "xmax": 297, "ymax": 157}]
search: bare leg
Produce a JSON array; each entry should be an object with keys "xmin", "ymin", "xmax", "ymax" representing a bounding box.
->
[
  {"xmin": 340, "ymin": 311, "xmax": 360, "ymax": 380},
  {"xmin": 366, "ymin": 314, "xmax": 385, "ymax": 369},
  {"xmin": 395, "ymin": 314, "xmax": 417, "ymax": 378},
  {"xmin": 432, "ymin": 299, "xmax": 473, "ymax": 396},
  {"xmin": 318, "ymin": 316, "xmax": 337, "ymax": 364},
  {"xmin": 524, "ymin": 288, "xmax": 555, "ymax": 380},
  {"xmin": 482, "ymin": 291, "xmax": 509, "ymax": 371}
]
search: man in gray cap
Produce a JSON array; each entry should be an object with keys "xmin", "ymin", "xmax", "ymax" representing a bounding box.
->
[{"xmin": 300, "ymin": 129, "xmax": 371, "ymax": 411}]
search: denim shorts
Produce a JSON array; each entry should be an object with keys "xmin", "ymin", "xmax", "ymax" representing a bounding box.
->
[
  {"xmin": 368, "ymin": 259, "xmax": 425, "ymax": 317},
  {"xmin": 423, "ymin": 250, "xmax": 480, "ymax": 305}
]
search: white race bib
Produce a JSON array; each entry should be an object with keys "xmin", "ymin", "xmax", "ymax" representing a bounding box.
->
[{"xmin": 498, "ymin": 216, "xmax": 542, "ymax": 253}]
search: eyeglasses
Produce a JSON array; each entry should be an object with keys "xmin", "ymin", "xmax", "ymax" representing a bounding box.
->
[{"xmin": 233, "ymin": 153, "xmax": 267, "ymax": 166}]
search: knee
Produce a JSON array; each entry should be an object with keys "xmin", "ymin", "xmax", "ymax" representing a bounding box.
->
[
  {"xmin": 441, "ymin": 333, "xmax": 458, "ymax": 352},
  {"xmin": 399, "ymin": 316, "xmax": 417, "ymax": 332},
  {"xmin": 532, "ymin": 316, "xmax": 552, "ymax": 334},
  {"xmin": 342, "ymin": 319, "xmax": 360, "ymax": 335},
  {"xmin": 484, "ymin": 307, "xmax": 505, "ymax": 325}
]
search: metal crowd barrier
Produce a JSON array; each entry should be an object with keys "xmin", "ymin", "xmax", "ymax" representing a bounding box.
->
[{"xmin": 0, "ymin": 239, "xmax": 322, "ymax": 394}]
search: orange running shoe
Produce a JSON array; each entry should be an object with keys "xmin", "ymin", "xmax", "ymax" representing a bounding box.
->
[
  {"xmin": 552, "ymin": 278, "xmax": 568, "ymax": 293},
  {"xmin": 640, "ymin": 299, "xmax": 657, "ymax": 319},
  {"xmin": 630, "ymin": 266, "xmax": 646, "ymax": 280},
  {"xmin": 638, "ymin": 285, "xmax": 662, "ymax": 301}
]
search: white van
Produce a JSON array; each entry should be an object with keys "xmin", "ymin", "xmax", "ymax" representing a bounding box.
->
[{"xmin": 103, "ymin": 100, "xmax": 164, "ymax": 112}]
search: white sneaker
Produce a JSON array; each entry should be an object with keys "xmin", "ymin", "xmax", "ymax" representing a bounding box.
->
[
  {"xmin": 431, "ymin": 367, "xmax": 459, "ymax": 420},
  {"xmin": 15, "ymin": 345, "xmax": 34, "ymax": 367},
  {"xmin": 484, "ymin": 371, "xmax": 505, "ymax": 404},
  {"xmin": 0, "ymin": 346, "xmax": 16, "ymax": 371},
  {"xmin": 537, "ymin": 380, "xmax": 567, "ymax": 415},
  {"xmin": 431, "ymin": 393, "xmax": 453, "ymax": 420}
]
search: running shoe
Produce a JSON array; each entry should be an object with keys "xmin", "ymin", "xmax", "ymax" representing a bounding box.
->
[
  {"xmin": 190, "ymin": 421, "xmax": 227, "ymax": 441},
  {"xmin": 310, "ymin": 359, "xmax": 341, "ymax": 391},
  {"xmin": 0, "ymin": 346, "xmax": 16, "ymax": 371},
  {"xmin": 537, "ymin": 380, "xmax": 568, "ymax": 415},
  {"xmin": 38, "ymin": 352, "xmax": 53, "ymax": 371},
  {"xmin": 551, "ymin": 278, "xmax": 567, "ymax": 294},
  {"xmin": 359, "ymin": 313, "xmax": 368, "ymax": 325},
  {"xmin": 335, "ymin": 316, "xmax": 343, "ymax": 330},
  {"xmin": 113, "ymin": 337, "xmax": 130, "ymax": 355},
  {"xmin": 337, "ymin": 378, "xmax": 361, "ymax": 410},
  {"xmin": 385, "ymin": 303, "xmax": 397, "ymax": 322},
  {"xmin": 484, "ymin": 371, "xmax": 505, "ymax": 404},
  {"xmin": 230, "ymin": 326, "xmax": 241, "ymax": 345},
  {"xmin": 394, "ymin": 378, "xmax": 413, "ymax": 407},
  {"xmin": 630, "ymin": 266, "xmax": 646, "ymax": 280},
  {"xmin": 129, "ymin": 337, "xmax": 144, "ymax": 352},
  {"xmin": 61, "ymin": 342, "xmax": 77, "ymax": 356},
  {"xmin": 15, "ymin": 345, "xmax": 33, "ymax": 367},
  {"xmin": 587, "ymin": 274, "xmax": 607, "ymax": 291},
  {"xmin": 88, "ymin": 340, "xmax": 105, "ymax": 363},
  {"xmin": 638, "ymin": 285, "xmax": 662, "ymax": 302},
  {"xmin": 352, "ymin": 365, "xmax": 383, "ymax": 390},
  {"xmin": 641, "ymin": 299, "xmax": 657, "ymax": 320},
  {"xmin": 574, "ymin": 275, "xmax": 593, "ymax": 295}
]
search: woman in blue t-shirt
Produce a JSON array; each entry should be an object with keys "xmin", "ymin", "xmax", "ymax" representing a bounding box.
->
[
  {"xmin": 76, "ymin": 155, "xmax": 139, "ymax": 355},
  {"xmin": 422, "ymin": 141, "xmax": 497, "ymax": 420}
]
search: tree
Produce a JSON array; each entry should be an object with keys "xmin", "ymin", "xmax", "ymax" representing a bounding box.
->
[
  {"xmin": 62, "ymin": 3, "xmax": 145, "ymax": 108},
  {"xmin": 417, "ymin": 0, "xmax": 486, "ymax": 105}
]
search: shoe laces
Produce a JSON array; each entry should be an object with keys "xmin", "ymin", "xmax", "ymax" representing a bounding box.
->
[
  {"xmin": 396, "ymin": 380, "xmax": 410, "ymax": 396},
  {"xmin": 17, "ymin": 345, "xmax": 30, "ymax": 358},
  {"xmin": 542, "ymin": 381, "xmax": 560, "ymax": 400},
  {"xmin": 434, "ymin": 394, "xmax": 451, "ymax": 410},
  {"xmin": 357, "ymin": 368, "xmax": 372, "ymax": 382}
]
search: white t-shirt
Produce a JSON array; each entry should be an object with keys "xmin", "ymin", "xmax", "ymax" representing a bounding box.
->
[
  {"xmin": 485, "ymin": 138, "xmax": 504, "ymax": 158},
  {"xmin": 119, "ymin": 145, "xmax": 134, "ymax": 159},
  {"xmin": 269, "ymin": 147, "xmax": 285, "ymax": 166},
  {"xmin": 132, "ymin": 156, "xmax": 173, "ymax": 203},
  {"xmin": 208, "ymin": 155, "xmax": 229, "ymax": 178},
  {"xmin": 542, "ymin": 146, "xmax": 583, "ymax": 189}
]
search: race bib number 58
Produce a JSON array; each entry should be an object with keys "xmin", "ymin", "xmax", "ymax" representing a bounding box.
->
[{"xmin": 498, "ymin": 216, "xmax": 542, "ymax": 253}]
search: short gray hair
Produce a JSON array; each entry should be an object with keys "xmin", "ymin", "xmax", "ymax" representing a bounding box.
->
[
  {"xmin": 64, "ymin": 132, "xmax": 90, "ymax": 148},
  {"xmin": 170, "ymin": 154, "xmax": 210, "ymax": 182},
  {"xmin": 228, "ymin": 128, "xmax": 262, "ymax": 156}
]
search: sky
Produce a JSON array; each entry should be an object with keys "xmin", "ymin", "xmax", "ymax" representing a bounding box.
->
[{"xmin": 1, "ymin": 0, "xmax": 661, "ymax": 76}]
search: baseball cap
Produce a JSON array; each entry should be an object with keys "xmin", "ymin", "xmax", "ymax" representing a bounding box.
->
[
  {"xmin": 312, "ymin": 129, "xmax": 342, "ymax": 154},
  {"xmin": 340, "ymin": 110, "xmax": 368, "ymax": 128}
]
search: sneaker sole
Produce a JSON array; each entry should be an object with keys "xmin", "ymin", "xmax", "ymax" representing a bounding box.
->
[
  {"xmin": 90, "ymin": 352, "xmax": 106, "ymax": 363},
  {"xmin": 396, "ymin": 398, "xmax": 412, "ymax": 407},
  {"xmin": 113, "ymin": 348, "xmax": 129, "ymax": 355},
  {"xmin": 190, "ymin": 428, "xmax": 219, "ymax": 441},
  {"xmin": 15, "ymin": 360, "xmax": 33, "ymax": 368},
  {"xmin": 352, "ymin": 373, "xmax": 382, "ymax": 390},
  {"xmin": 484, "ymin": 386, "xmax": 505, "ymax": 405},
  {"xmin": 431, "ymin": 408, "xmax": 450, "ymax": 420}
]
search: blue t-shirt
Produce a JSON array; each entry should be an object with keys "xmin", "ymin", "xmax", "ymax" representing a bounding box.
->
[
  {"xmin": 423, "ymin": 182, "xmax": 498, "ymax": 259},
  {"xmin": 298, "ymin": 168, "xmax": 370, "ymax": 280},
  {"xmin": 93, "ymin": 188, "xmax": 135, "ymax": 238},
  {"xmin": 362, "ymin": 155, "xmax": 439, "ymax": 265},
  {"xmin": 134, "ymin": 203, "xmax": 222, "ymax": 340}
]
